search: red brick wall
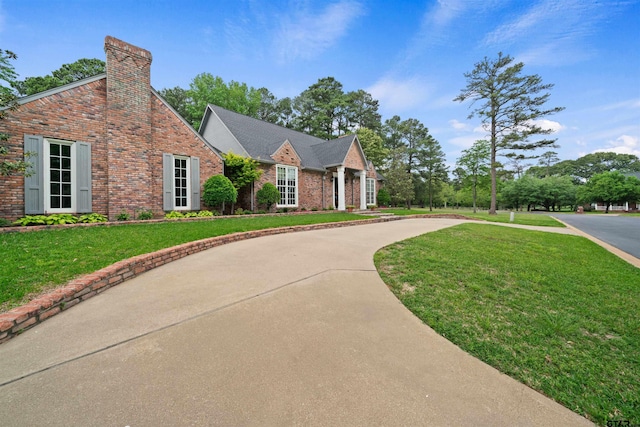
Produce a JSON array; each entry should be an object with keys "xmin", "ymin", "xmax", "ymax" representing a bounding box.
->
[
  {"xmin": 0, "ymin": 80, "xmax": 109, "ymax": 220},
  {"xmin": 150, "ymin": 96, "xmax": 223, "ymax": 215}
]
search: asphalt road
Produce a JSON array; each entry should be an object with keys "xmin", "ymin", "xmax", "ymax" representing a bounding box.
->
[{"xmin": 553, "ymin": 214, "xmax": 640, "ymax": 259}]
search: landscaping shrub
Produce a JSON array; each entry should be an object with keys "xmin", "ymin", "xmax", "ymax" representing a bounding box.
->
[
  {"xmin": 13, "ymin": 214, "xmax": 79, "ymax": 226},
  {"xmin": 256, "ymin": 182, "xmax": 280, "ymax": 212},
  {"xmin": 116, "ymin": 211, "xmax": 131, "ymax": 221},
  {"xmin": 164, "ymin": 211, "xmax": 184, "ymax": 219},
  {"xmin": 197, "ymin": 210, "xmax": 214, "ymax": 217},
  {"xmin": 136, "ymin": 209, "xmax": 154, "ymax": 220},
  {"xmin": 377, "ymin": 188, "xmax": 391, "ymax": 207},
  {"xmin": 203, "ymin": 174, "xmax": 237, "ymax": 214},
  {"xmin": 77, "ymin": 213, "xmax": 108, "ymax": 223}
]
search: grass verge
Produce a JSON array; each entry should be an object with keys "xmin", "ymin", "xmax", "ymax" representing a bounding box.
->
[
  {"xmin": 0, "ymin": 213, "xmax": 362, "ymax": 311},
  {"xmin": 374, "ymin": 223, "xmax": 639, "ymax": 425},
  {"xmin": 382, "ymin": 208, "xmax": 565, "ymax": 227}
]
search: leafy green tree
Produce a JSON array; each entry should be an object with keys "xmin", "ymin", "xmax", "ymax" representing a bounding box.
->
[
  {"xmin": 13, "ymin": 58, "xmax": 104, "ymax": 96},
  {"xmin": 418, "ymin": 136, "xmax": 448, "ymax": 211},
  {"xmin": 0, "ymin": 49, "xmax": 18, "ymax": 115},
  {"xmin": 455, "ymin": 52, "xmax": 564, "ymax": 214},
  {"xmin": 1, "ymin": 48, "xmax": 31, "ymax": 177},
  {"xmin": 456, "ymin": 140, "xmax": 491, "ymax": 212},
  {"xmin": 158, "ymin": 86, "xmax": 192, "ymax": 123},
  {"xmin": 538, "ymin": 151, "xmax": 560, "ymax": 177},
  {"xmin": 344, "ymin": 89, "xmax": 381, "ymax": 132},
  {"xmin": 185, "ymin": 73, "xmax": 262, "ymax": 129},
  {"xmin": 291, "ymin": 77, "xmax": 381, "ymax": 139},
  {"xmin": 572, "ymin": 152, "xmax": 640, "ymax": 180},
  {"xmin": 293, "ymin": 77, "xmax": 345, "ymax": 139},
  {"xmin": 384, "ymin": 148, "xmax": 414, "ymax": 208},
  {"xmin": 202, "ymin": 174, "xmax": 237, "ymax": 214},
  {"xmin": 256, "ymin": 182, "xmax": 280, "ymax": 212},
  {"xmin": 356, "ymin": 127, "xmax": 387, "ymax": 167},
  {"xmin": 577, "ymin": 171, "xmax": 640, "ymax": 213}
]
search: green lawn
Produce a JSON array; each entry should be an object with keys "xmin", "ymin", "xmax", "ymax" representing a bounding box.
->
[
  {"xmin": 0, "ymin": 213, "xmax": 362, "ymax": 311},
  {"xmin": 374, "ymin": 223, "xmax": 639, "ymax": 425},
  {"xmin": 382, "ymin": 207, "xmax": 565, "ymax": 227}
]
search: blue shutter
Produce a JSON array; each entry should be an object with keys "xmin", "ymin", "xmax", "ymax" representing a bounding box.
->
[
  {"xmin": 24, "ymin": 134, "xmax": 44, "ymax": 214},
  {"xmin": 163, "ymin": 153, "xmax": 173, "ymax": 211},
  {"xmin": 191, "ymin": 157, "xmax": 200, "ymax": 210},
  {"xmin": 76, "ymin": 142, "xmax": 92, "ymax": 213}
]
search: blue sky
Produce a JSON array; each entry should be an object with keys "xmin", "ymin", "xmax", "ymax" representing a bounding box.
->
[{"xmin": 1, "ymin": 0, "xmax": 639, "ymax": 169}]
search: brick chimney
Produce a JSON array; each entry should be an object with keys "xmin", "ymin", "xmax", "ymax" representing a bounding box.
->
[{"xmin": 104, "ymin": 36, "xmax": 153, "ymax": 219}]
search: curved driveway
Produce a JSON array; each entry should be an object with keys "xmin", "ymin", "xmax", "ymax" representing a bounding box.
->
[
  {"xmin": 0, "ymin": 219, "xmax": 591, "ymax": 426},
  {"xmin": 553, "ymin": 214, "xmax": 640, "ymax": 260}
]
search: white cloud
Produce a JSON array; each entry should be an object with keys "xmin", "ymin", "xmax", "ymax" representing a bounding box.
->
[
  {"xmin": 274, "ymin": 1, "xmax": 364, "ymax": 63},
  {"xmin": 532, "ymin": 119, "xmax": 564, "ymax": 134},
  {"xmin": 449, "ymin": 119, "xmax": 468, "ymax": 130},
  {"xmin": 367, "ymin": 77, "xmax": 432, "ymax": 112},
  {"xmin": 482, "ymin": 0, "xmax": 619, "ymax": 66},
  {"xmin": 593, "ymin": 135, "xmax": 640, "ymax": 157}
]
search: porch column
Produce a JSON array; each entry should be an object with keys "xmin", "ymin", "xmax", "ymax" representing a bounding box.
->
[
  {"xmin": 359, "ymin": 171, "xmax": 367, "ymax": 210},
  {"xmin": 337, "ymin": 166, "xmax": 346, "ymax": 211}
]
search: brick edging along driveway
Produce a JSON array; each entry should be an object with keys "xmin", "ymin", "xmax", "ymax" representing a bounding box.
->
[{"xmin": 0, "ymin": 214, "xmax": 472, "ymax": 344}]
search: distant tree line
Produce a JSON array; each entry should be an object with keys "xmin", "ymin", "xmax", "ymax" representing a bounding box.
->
[{"xmin": 4, "ymin": 53, "xmax": 640, "ymax": 213}]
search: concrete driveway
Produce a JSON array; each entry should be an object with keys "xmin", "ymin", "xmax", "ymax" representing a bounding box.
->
[
  {"xmin": 0, "ymin": 219, "xmax": 592, "ymax": 426},
  {"xmin": 553, "ymin": 214, "xmax": 640, "ymax": 261}
]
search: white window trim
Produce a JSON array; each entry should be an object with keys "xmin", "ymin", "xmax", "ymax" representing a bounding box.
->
[
  {"xmin": 276, "ymin": 164, "xmax": 298, "ymax": 208},
  {"xmin": 43, "ymin": 138, "xmax": 76, "ymax": 214},
  {"xmin": 366, "ymin": 178, "xmax": 376, "ymax": 205},
  {"xmin": 173, "ymin": 155, "xmax": 191, "ymax": 211}
]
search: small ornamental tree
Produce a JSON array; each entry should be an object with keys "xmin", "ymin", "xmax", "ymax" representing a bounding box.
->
[
  {"xmin": 256, "ymin": 182, "xmax": 280, "ymax": 212},
  {"xmin": 202, "ymin": 175, "xmax": 237, "ymax": 214},
  {"xmin": 223, "ymin": 152, "xmax": 262, "ymax": 212},
  {"xmin": 376, "ymin": 188, "xmax": 391, "ymax": 207}
]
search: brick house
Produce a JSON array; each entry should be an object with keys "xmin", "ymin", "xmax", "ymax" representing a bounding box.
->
[
  {"xmin": 199, "ymin": 105, "xmax": 382, "ymax": 211},
  {"xmin": 0, "ymin": 36, "xmax": 223, "ymax": 221}
]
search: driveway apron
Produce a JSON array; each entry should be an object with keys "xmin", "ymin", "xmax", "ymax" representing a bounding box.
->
[{"xmin": 0, "ymin": 219, "xmax": 592, "ymax": 426}]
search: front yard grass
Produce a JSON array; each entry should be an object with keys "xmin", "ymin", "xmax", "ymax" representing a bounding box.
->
[
  {"xmin": 374, "ymin": 223, "xmax": 639, "ymax": 425},
  {"xmin": 0, "ymin": 213, "xmax": 361, "ymax": 311},
  {"xmin": 383, "ymin": 207, "xmax": 565, "ymax": 227}
]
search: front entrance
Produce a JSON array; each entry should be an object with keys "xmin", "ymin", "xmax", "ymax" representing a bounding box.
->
[{"xmin": 333, "ymin": 175, "xmax": 339, "ymax": 208}]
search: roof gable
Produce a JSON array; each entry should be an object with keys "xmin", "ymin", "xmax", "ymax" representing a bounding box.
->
[{"xmin": 271, "ymin": 140, "xmax": 302, "ymax": 166}]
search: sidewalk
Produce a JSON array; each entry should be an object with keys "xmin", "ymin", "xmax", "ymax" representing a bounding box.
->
[{"xmin": 0, "ymin": 219, "xmax": 593, "ymax": 426}]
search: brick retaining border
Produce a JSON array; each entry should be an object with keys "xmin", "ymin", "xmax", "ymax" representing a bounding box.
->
[{"xmin": 0, "ymin": 214, "xmax": 472, "ymax": 344}]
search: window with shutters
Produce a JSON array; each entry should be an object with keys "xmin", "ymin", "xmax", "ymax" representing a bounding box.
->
[
  {"xmin": 163, "ymin": 153, "xmax": 200, "ymax": 212},
  {"xmin": 173, "ymin": 156, "xmax": 190, "ymax": 210},
  {"xmin": 24, "ymin": 135, "xmax": 92, "ymax": 215},
  {"xmin": 276, "ymin": 165, "xmax": 297, "ymax": 207},
  {"xmin": 44, "ymin": 139, "xmax": 76, "ymax": 213}
]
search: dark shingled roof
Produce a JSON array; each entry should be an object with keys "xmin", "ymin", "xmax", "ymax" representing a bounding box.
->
[{"xmin": 204, "ymin": 105, "xmax": 364, "ymax": 171}]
